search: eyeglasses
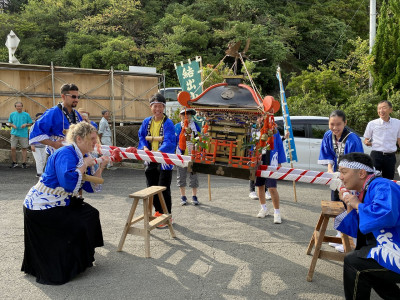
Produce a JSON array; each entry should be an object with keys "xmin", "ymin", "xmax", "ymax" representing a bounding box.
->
[{"xmin": 65, "ymin": 94, "xmax": 80, "ymax": 99}]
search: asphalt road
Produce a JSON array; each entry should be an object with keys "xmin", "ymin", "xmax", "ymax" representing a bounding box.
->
[{"xmin": 0, "ymin": 164, "xmax": 381, "ymax": 300}]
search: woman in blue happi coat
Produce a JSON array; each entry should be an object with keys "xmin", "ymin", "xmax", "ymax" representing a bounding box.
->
[
  {"xmin": 318, "ymin": 110, "xmax": 364, "ymax": 201},
  {"xmin": 22, "ymin": 122, "xmax": 109, "ymax": 285}
]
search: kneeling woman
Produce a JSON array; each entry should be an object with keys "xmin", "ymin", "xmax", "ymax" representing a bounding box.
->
[{"xmin": 21, "ymin": 122, "xmax": 109, "ymax": 285}]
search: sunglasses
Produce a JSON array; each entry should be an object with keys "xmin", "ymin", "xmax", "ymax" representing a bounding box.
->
[{"xmin": 65, "ymin": 94, "xmax": 81, "ymax": 99}]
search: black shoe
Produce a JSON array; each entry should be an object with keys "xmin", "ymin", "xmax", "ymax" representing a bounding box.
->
[
  {"xmin": 22, "ymin": 163, "xmax": 27, "ymax": 169},
  {"xmin": 10, "ymin": 162, "xmax": 18, "ymax": 168}
]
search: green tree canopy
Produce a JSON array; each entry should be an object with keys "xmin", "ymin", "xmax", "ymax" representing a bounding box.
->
[{"xmin": 372, "ymin": 0, "xmax": 400, "ymax": 98}]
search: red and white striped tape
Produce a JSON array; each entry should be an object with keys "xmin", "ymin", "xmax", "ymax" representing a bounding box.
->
[
  {"xmin": 93, "ymin": 144, "xmax": 400, "ymax": 191},
  {"xmin": 256, "ymin": 165, "xmax": 341, "ymax": 189},
  {"xmin": 97, "ymin": 145, "xmax": 192, "ymax": 168},
  {"xmin": 256, "ymin": 165, "xmax": 400, "ymax": 189}
]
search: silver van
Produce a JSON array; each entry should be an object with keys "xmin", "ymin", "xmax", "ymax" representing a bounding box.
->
[
  {"xmin": 159, "ymin": 87, "xmax": 182, "ymax": 117},
  {"xmin": 274, "ymin": 116, "xmax": 371, "ymax": 172}
]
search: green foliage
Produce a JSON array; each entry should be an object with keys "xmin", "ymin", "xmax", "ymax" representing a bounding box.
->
[
  {"xmin": 170, "ymin": 107, "xmax": 181, "ymax": 125},
  {"xmin": 343, "ymin": 92, "xmax": 381, "ymax": 133},
  {"xmin": 202, "ymin": 63, "xmax": 234, "ymax": 89},
  {"xmin": 286, "ymin": 38, "xmax": 377, "ymax": 131},
  {"xmin": 372, "ymin": 0, "xmax": 400, "ymax": 98},
  {"xmin": 0, "ymin": 0, "xmax": 390, "ymax": 134},
  {"xmin": 75, "ymin": 0, "xmax": 143, "ymax": 37},
  {"xmin": 191, "ymin": 132, "xmax": 210, "ymax": 150}
]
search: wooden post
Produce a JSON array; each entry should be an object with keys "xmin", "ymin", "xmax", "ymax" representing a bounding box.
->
[{"xmin": 51, "ymin": 61, "xmax": 55, "ymax": 106}]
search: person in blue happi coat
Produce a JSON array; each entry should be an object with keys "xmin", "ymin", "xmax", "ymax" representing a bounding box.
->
[
  {"xmin": 336, "ymin": 152, "xmax": 400, "ymax": 299},
  {"xmin": 138, "ymin": 93, "xmax": 176, "ymax": 225},
  {"xmin": 29, "ymin": 83, "xmax": 83, "ymax": 155},
  {"xmin": 22, "ymin": 122, "xmax": 109, "ymax": 285}
]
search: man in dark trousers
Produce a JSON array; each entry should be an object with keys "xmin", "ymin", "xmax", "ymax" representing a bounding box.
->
[
  {"xmin": 364, "ymin": 100, "xmax": 400, "ymax": 179},
  {"xmin": 137, "ymin": 93, "xmax": 176, "ymax": 227}
]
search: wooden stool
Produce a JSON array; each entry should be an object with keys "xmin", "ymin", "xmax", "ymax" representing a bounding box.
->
[
  {"xmin": 306, "ymin": 200, "xmax": 353, "ymax": 282},
  {"xmin": 117, "ymin": 186, "xmax": 176, "ymax": 258}
]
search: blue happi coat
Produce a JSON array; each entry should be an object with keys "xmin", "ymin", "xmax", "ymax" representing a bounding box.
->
[
  {"xmin": 24, "ymin": 144, "xmax": 97, "ymax": 210},
  {"xmin": 337, "ymin": 177, "xmax": 400, "ymax": 275},
  {"xmin": 318, "ymin": 129, "xmax": 364, "ymax": 171},
  {"xmin": 269, "ymin": 132, "xmax": 287, "ymax": 166},
  {"xmin": 138, "ymin": 115, "xmax": 176, "ymax": 170},
  {"xmin": 29, "ymin": 105, "xmax": 82, "ymax": 154}
]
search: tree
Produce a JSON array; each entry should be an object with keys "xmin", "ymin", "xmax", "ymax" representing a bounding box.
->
[
  {"xmin": 286, "ymin": 38, "xmax": 376, "ymax": 131},
  {"xmin": 372, "ymin": 0, "xmax": 400, "ymax": 98}
]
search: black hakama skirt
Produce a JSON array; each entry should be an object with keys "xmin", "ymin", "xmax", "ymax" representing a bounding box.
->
[{"xmin": 21, "ymin": 202, "xmax": 104, "ymax": 285}]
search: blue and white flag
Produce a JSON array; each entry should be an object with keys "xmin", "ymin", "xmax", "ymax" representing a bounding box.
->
[{"xmin": 276, "ymin": 67, "xmax": 297, "ymax": 163}]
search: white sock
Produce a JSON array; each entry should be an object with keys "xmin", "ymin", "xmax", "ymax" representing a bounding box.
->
[
  {"xmin": 261, "ymin": 204, "xmax": 267, "ymax": 211},
  {"xmin": 274, "ymin": 209, "xmax": 280, "ymax": 214}
]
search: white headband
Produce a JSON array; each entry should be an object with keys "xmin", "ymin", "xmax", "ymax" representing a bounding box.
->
[
  {"xmin": 150, "ymin": 101, "xmax": 166, "ymax": 106},
  {"xmin": 338, "ymin": 160, "xmax": 375, "ymax": 173}
]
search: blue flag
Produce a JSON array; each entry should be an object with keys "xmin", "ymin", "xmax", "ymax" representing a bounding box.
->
[{"xmin": 276, "ymin": 67, "xmax": 297, "ymax": 163}]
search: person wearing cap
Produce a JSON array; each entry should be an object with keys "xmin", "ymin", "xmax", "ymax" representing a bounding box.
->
[
  {"xmin": 29, "ymin": 83, "xmax": 83, "ymax": 155},
  {"xmin": 98, "ymin": 110, "xmax": 112, "ymax": 146},
  {"xmin": 335, "ymin": 152, "xmax": 400, "ymax": 299},
  {"xmin": 138, "ymin": 93, "xmax": 176, "ymax": 224},
  {"xmin": 175, "ymin": 108, "xmax": 201, "ymax": 206},
  {"xmin": 78, "ymin": 108, "xmax": 98, "ymax": 130}
]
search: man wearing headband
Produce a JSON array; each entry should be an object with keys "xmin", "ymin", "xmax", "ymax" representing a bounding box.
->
[
  {"xmin": 138, "ymin": 93, "xmax": 176, "ymax": 226},
  {"xmin": 336, "ymin": 152, "xmax": 400, "ymax": 299}
]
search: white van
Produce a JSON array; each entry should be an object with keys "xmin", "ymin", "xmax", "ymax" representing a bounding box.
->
[
  {"xmin": 274, "ymin": 116, "xmax": 371, "ymax": 172},
  {"xmin": 159, "ymin": 87, "xmax": 182, "ymax": 117}
]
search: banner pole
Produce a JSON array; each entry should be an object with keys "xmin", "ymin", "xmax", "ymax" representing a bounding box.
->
[
  {"xmin": 277, "ymin": 67, "xmax": 297, "ymax": 202},
  {"xmin": 198, "ymin": 57, "xmax": 212, "ymax": 201}
]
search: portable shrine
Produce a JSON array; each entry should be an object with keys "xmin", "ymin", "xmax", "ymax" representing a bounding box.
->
[{"xmin": 177, "ymin": 75, "xmax": 280, "ymax": 180}]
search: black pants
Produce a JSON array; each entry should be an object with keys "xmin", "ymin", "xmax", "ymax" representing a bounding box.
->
[
  {"xmin": 22, "ymin": 203, "xmax": 103, "ymax": 285},
  {"xmin": 343, "ymin": 250, "xmax": 400, "ymax": 299},
  {"xmin": 370, "ymin": 151, "xmax": 396, "ymax": 180},
  {"xmin": 145, "ymin": 162, "xmax": 172, "ymax": 214}
]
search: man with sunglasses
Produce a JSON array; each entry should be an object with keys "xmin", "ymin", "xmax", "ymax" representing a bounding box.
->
[{"xmin": 29, "ymin": 83, "xmax": 83, "ymax": 155}]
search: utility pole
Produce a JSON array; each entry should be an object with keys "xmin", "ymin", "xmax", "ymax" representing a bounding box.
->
[{"xmin": 369, "ymin": 0, "xmax": 376, "ymax": 89}]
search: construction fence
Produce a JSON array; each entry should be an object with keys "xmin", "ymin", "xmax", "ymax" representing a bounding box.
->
[{"xmin": 0, "ymin": 62, "xmax": 163, "ymax": 148}]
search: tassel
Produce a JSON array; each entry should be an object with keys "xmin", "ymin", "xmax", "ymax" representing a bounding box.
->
[
  {"xmin": 258, "ymin": 117, "xmax": 268, "ymax": 148},
  {"xmin": 267, "ymin": 136, "xmax": 274, "ymax": 150},
  {"xmin": 202, "ymin": 123, "xmax": 209, "ymax": 134},
  {"xmin": 179, "ymin": 113, "xmax": 189, "ymax": 151}
]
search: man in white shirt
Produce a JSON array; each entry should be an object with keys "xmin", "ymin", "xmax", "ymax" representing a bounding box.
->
[
  {"xmin": 364, "ymin": 100, "xmax": 400, "ymax": 179},
  {"xmin": 98, "ymin": 110, "xmax": 112, "ymax": 146}
]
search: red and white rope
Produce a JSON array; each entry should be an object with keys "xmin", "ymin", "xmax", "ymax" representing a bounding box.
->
[
  {"xmin": 97, "ymin": 145, "xmax": 192, "ymax": 168},
  {"xmin": 256, "ymin": 165, "xmax": 341, "ymax": 189},
  {"xmin": 256, "ymin": 165, "xmax": 400, "ymax": 189}
]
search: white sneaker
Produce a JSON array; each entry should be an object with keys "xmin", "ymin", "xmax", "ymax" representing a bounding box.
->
[
  {"xmin": 274, "ymin": 213, "xmax": 282, "ymax": 224},
  {"xmin": 335, "ymin": 244, "xmax": 344, "ymax": 253},
  {"xmin": 265, "ymin": 190, "xmax": 272, "ymax": 200},
  {"xmin": 256, "ymin": 208, "xmax": 268, "ymax": 218},
  {"xmin": 249, "ymin": 192, "xmax": 259, "ymax": 200},
  {"xmin": 328, "ymin": 242, "xmax": 341, "ymax": 247}
]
